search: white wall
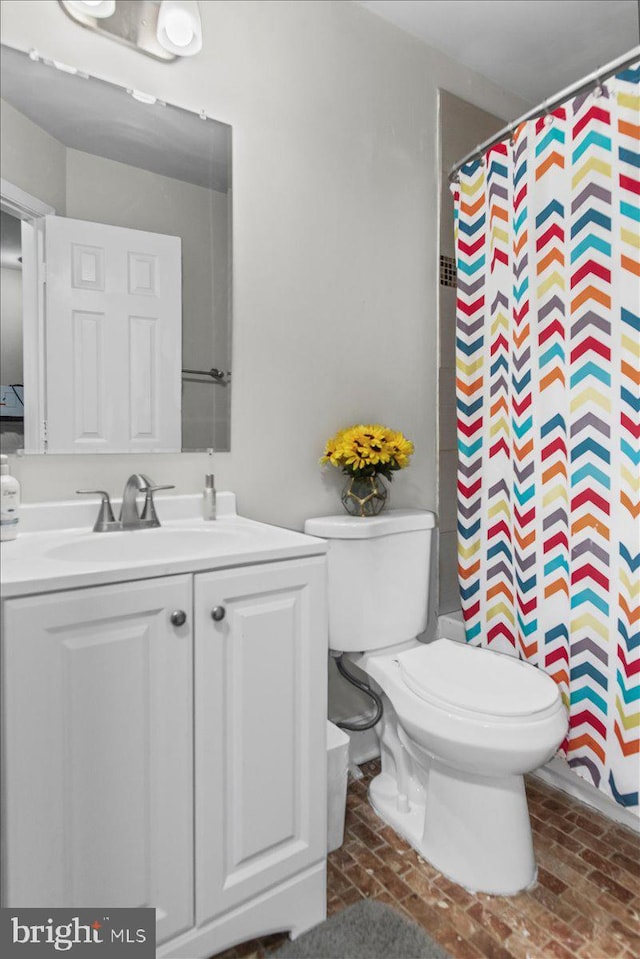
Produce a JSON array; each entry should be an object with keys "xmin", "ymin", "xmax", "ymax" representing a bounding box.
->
[
  {"xmin": 0, "ymin": 0, "xmax": 529, "ymax": 529},
  {"xmin": 0, "ymin": 98, "xmax": 66, "ymax": 213}
]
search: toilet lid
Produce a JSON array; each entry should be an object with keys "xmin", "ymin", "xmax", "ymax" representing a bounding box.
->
[{"xmin": 397, "ymin": 639, "xmax": 560, "ymax": 717}]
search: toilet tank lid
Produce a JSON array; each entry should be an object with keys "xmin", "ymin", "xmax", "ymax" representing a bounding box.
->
[{"xmin": 305, "ymin": 508, "xmax": 436, "ymax": 539}]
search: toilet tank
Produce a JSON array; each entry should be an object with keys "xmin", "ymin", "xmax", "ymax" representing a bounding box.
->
[{"xmin": 304, "ymin": 509, "xmax": 436, "ymax": 652}]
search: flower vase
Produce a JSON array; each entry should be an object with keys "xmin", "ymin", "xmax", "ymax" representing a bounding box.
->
[{"xmin": 341, "ymin": 475, "xmax": 388, "ymax": 517}]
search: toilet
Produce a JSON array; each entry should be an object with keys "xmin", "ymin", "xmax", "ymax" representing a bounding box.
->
[{"xmin": 304, "ymin": 508, "xmax": 568, "ymax": 894}]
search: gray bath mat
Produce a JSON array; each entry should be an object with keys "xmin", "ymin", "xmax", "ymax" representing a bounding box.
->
[{"xmin": 273, "ymin": 899, "xmax": 450, "ymax": 959}]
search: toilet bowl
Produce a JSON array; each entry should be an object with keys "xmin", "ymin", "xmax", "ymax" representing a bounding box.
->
[
  {"xmin": 357, "ymin": 638, "xmax": 567, "ymax": 893},
  {"xmin": 304, "ymin": 509, "xmax": 568, "ymax": 894}
]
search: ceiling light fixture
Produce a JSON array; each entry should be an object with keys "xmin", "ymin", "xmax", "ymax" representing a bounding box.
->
[
  {"xmin": 67, "ymin": 0, "xmax": 115, "ymax": 17},
  {"xmin": 156, "ymin": 1, "xmax": 202, "ymax": 57},
  {"xmin": 58, "ymin": 1, "xmax": 187, "ymax": 62}
]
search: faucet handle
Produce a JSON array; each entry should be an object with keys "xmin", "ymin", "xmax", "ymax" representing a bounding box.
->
[
  {"xmin": 140, "ymin": 483, "xmax": 175, "ymax": 524},
  {"xmin": 76, "ymin": 489, "xmax": 117, "ymax": 532}
]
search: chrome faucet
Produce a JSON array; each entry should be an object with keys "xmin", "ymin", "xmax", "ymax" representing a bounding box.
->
[
  {"xmin": 77, "ymin": 474, "xmax": 175, "ymax": 532},
  {"xmin": 120, "ymin": 474, "xmax": 175, "ymax": 529},
  {"xmin": 119, "ymin": 473, "xmax": 150, "ymax": 529}
]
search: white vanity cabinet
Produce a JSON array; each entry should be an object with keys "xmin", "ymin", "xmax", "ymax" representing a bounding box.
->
[
  {"xmin": 2, "ymin": 576, "xmax": 195, "ymax": 946},
  {"xmin": 194, "ymin": 560, "xmax": 327, "ymax": 925},
  {"xmin": 1, "ymin": 536, "xmax": 328, "ymax": 959}
]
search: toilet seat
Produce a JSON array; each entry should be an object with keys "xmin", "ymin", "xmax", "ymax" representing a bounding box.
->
[{"xmin": 396, "ymin": 638, "xmax": 560, "ymax": 718}]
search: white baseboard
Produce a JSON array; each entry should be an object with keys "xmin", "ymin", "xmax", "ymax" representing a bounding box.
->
[
  {"xmin": 533, "ymin": 757, "xmax": 639, "ymax": 833},
  {"xmin": 348, "ymin": 732, "xmax": 380, "ymax": 766},
  {"xmin": 437, "ymin": 610, "xmax": 465, "ymax": 643},
  {"xmin": 328, "ymin": 713, "xmax": 380, "ymax": 766}
]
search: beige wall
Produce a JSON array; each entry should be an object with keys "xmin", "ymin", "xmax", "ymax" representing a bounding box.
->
[
  {"xmin": 0, "ymin": 98, "xmax": 66, "ymax": 213},
  {"xmin": 437, "ymin": 91, "xmax": 505, "ymax": 614},
  {"xmin": 1, "ymin": 0, "xmax": 529, "ymax": 537}
]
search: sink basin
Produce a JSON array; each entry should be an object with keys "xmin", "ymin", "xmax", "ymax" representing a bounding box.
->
[
  {"xmin": 47, "ymin": 527, "xmax": 251, "ymax": 564},
  {"xmin": 1, "ymin": 492, "xmax": 329, "ymax": 600}
]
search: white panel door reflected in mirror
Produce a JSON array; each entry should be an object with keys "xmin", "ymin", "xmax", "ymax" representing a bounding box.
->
[
  {"xmin": 42, "ymin": 215, "xmax": 182, "ymax": 453},
  {"xmin": 0, "ymin": 44, "xmax": 232, "ymax": 454}
]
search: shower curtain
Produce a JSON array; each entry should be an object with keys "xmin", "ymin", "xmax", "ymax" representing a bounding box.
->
[{"xmin": 452, "ymin": 61, "xmax": 639, "ymax": 814}]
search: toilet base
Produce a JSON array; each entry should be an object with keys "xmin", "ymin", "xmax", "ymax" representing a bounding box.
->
[{"xmin": 369, "ymin": 758, "xmax": 537, "ymax": 895}]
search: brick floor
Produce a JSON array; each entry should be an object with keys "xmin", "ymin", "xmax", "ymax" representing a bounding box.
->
[{"xmin": 215, "ymin": 761, "xmax": 640, "ymax": 959}]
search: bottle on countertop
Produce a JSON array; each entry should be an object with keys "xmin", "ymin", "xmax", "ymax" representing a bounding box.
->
[
  {"xmin": 203, "ymin": 473, "xmax": 216, "ymax": 521},
  {"xmin": 0, "ymin": 454, "xmax": 21, "ymax": 541}
]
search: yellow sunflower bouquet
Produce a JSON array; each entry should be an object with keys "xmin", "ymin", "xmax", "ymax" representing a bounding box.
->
[{"xmin": 320, "ymin": 423, "xmax": 414, "ymax": 481}]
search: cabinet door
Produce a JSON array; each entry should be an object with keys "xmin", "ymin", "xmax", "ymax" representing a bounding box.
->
[
  {"xmin": 195, "ymin": 558, "xmax": 327, "ymax": 923},
  {"xmin": 2, "ymin": 576, "xmax": 193, "ymax": 945}
]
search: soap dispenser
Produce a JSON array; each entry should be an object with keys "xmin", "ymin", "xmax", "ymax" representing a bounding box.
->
[
  {"xmin": 0, "ymin": 454, "xmax": 21, "ymax": 541},
  {"xmin": 203, "ymin": 473, "xmax": 216, "ymax": 521}
]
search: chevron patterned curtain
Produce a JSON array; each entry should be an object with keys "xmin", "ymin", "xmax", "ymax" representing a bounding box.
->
[{"xmin": 451, "ymin": 62, "xmax": 639, "ymax": 814}]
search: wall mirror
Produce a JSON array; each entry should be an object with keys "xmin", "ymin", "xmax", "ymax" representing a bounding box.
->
[{"xmin": 0, "ymin": 44, "xmax": 232, "ymax": 454}]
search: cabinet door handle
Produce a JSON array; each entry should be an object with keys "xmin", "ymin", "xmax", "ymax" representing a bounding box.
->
[
  {"xmin": 170, "ymin": 609, "xmax": 187, "ymax": 627},
  {"xmin": 211, "ymin": 606, "xmax": 226, "ymax": 622}
]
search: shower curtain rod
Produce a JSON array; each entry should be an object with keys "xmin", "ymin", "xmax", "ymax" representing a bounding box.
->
[{"xmin": 448, "ymin": 46, "xmax": 640, "ymax": 182}]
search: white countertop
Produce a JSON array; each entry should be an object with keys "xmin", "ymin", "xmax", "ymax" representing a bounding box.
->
[{"xmin": 1, "ymin": 493, "xmax": 327, "ymax": 598}]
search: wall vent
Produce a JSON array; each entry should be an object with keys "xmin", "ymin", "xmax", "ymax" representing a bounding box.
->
[{"xmin": 439, "ymin": 254, "xmax": 457, "ymax": 288}]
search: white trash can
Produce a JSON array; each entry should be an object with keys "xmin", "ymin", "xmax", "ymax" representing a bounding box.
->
[{"xmin": 326, "ymin": 720, "xmax": 350, "ymax": 853}]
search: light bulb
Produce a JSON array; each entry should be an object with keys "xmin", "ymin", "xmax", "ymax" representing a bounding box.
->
[
  {"xmin": 163, "ymin": 9, "xmax": 194, "ymax": 48},
  {"xmin": 156, "ymin": 1, "xmax": 202, "ymax": 57},
  {"xmin": 68, "ymin": 0, "xmax": 116, "ymax": 17}
]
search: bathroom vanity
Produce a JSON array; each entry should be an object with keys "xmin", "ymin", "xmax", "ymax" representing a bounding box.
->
[{"xmin": 1, "ymin": 493, "xmax": 328, "ymax": 957}]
